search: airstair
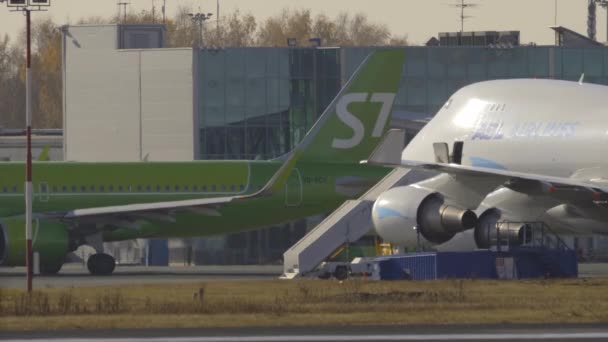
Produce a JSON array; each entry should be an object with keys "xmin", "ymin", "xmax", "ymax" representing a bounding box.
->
[
  {"xmin": 281, "ymin": 167, "xmax": 421, "ymax": 279},
  {"xmin": 491, "ymin": 221, "xmax": 578, "ymax": 278}
]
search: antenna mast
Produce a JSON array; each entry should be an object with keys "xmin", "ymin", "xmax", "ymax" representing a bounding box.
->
[
  {"xmin": 117, "ymin": 1, "xmax": 130, "ymax": 23},
  {"xmin": 449, "ymin": 0, "xmax": 479, "ymax": 32}
]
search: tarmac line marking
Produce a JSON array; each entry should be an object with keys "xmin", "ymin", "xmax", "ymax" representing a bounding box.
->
[{"xmin": 5, "ymin": 332, "xmax": 608, "ymax": 342}]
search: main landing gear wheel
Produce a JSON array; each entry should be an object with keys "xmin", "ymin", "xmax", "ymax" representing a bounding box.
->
[
  {"xmin": 40, "ymin": 262, "xmax": 63, "ymax": 275},
  {"xmin": 87, "ymin": 253, "xmax": 116, "ymax": 275}
]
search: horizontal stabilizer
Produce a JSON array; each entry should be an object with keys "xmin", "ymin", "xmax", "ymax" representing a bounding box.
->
[{"xmin": 361, "ymin": 129, "xmax": 405, "ymax": 166}]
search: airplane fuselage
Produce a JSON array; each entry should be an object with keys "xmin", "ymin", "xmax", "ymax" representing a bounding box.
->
[
  {"xmin": 403, "ymin": 79, "xmax": 608, "ymax": 237},
  {"xmin": 0, "ymin": 160, "xmax": 389, "ymax": 241}
]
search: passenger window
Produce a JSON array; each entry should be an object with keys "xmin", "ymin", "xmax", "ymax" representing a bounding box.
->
[
  {"xmin": 193, "ymin": 185, "xmax": 198, "ymax": 192},
  {"xmin": 81, "ymin": 186, "xmax": 86, "ymax": 193},
  {"xmin": 230, "ymin": 185, "xmax": 235, "ymax": 191},
  {"xmin": 137, "ymin": 185, "xmax": 142, "ymax": 192},
  {"xmin": 109, "ymin": 185, "xmax": 114, "ymax": 192},
  {"xmin": 202, "ymin": 185, "xmax": 207, "ymax": 192},
  {"xmin": 52, "ymin": 186, "xmax": 57, "ymax": 193},
  {"xmin": 62, "ymin": 186, "xmax": 67, "ymax": 193},
  {"xmin": 2, "ymin": 187, "xmax": 7, "ymax": 193},
  {"xmin": 174, "ymin": 185, "xmax": 180, "ymax": 191},
  {"xmin": 156, "ymin": 185, "xmax": 161, "ymax": 192},
  {"xmin": 165, "ymin": 185, "xmax": 170, "ymax": 192},
  {"xmin": 100, "ymin": 185, "xmax": 105, "ymax": 192},
  {"xmin": 118, "ymin": 185, "xmax": 123, "ymax": 192},
  {"xmin": 221, "ymin": 185, "xmax": 226, "ymax": 191},
  {"xmin": 239, "ymin": 184, "xmax": 245, "ymax": 191},
  {"xmin": 146, "ymin": 185, "xmax": 151, "ymax": 192},
  {"xmin": 12, "ymin": 186, "xmax": 17, "ymax": 193},
  {"xmin": 211, "ymin": 185, "xmax": 217, "ymax": 192},
  {"xmin": 90, "ymin": 185, "xmax": 95, "ymax": 192},
  {"xmin": 184, "ymin": 185, "xmax": 189, "ymax": 191}
]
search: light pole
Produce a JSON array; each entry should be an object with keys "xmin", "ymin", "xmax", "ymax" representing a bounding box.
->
[
  {"xmin": 189, "ymin": 12, "xmax": 213, "ymax": 48},
  {"xmin": 1, "ymin": 0, "xmax": 50, "ymax": 293}
]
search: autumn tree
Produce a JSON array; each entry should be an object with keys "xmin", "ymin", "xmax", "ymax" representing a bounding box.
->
[
  {"xmin": 258, "ymin": 9, "xmax": 407, "ymax": 47},
  {"xmin": 209, "ymin": 10, "xmax": 257, "ymax": 47},
  {"xmin": 0, "ymin": 34, "xmax": 25, "ymax": 128},
  {"xmin": 30, "ymin": 17, "xmax": 62, "ymax": 128}
]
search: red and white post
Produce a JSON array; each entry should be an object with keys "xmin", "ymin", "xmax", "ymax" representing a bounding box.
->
[{"xmin": 25, "ymin": 8, "xmax": 33, "ymax": 293}]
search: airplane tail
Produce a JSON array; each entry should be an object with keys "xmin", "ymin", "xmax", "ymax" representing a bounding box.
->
[{"xmin": 294, "ymin": 49, "xmax": 405, "ymax": 163}]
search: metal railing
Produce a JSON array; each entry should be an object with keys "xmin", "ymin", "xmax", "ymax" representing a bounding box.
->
[{"xmin": 492, "ymin": 221, "xmax": 571, "ymax": 252}]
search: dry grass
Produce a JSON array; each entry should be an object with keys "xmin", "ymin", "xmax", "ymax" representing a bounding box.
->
[{"xmin": 1, "ymin": 278, "xmax": 608, "ymax": 331}]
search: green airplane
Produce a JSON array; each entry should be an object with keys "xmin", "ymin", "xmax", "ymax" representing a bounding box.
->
[{"xmin": 0, "ymin": 50, "xmax": 405, "ymax": 275}]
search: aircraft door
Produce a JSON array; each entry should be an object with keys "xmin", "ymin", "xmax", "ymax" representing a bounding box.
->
[
  {"xmin": 285, "ymin": 168, "xmax": 303, "ymax": 207},
  {"xmin": 38, "ymin": 182, "xmax": 49, "ymax": 202}
]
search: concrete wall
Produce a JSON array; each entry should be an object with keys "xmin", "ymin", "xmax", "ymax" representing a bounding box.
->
[{"xmin": 64, "ymin": 25, "xmax": 195, "ymax": 162}]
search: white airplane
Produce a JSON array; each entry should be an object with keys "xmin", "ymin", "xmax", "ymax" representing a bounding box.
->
[{"xmin": 370, "ymin": 78, "xmax": 608, "ymax": 251}]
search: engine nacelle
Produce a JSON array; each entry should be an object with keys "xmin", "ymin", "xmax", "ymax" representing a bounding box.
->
[
  {"xmin": 0, "ymin": 218, "xmax": 70, "ymax": 272},
  {"xmin": 372, "ymin": 185, "xmax": 477, "ymax": 246},
  {"xmin": 474, "ymin": 208, "xmax": 532, "ymax": 248}
]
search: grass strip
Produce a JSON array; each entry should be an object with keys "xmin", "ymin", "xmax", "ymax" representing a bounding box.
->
[{"xmin": 1, "ymin": 278, "xmax": 607, "ymax": 331}]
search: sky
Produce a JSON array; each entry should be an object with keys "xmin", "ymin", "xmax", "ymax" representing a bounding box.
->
[{"xmin": 0, "ymin": 0, "xmax": 605, "ymax": 45}]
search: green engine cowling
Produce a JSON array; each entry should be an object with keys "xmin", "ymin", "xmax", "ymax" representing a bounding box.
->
[{"xmin": 0, "ymin": 218, "xmax": 69, "ymax": 272}]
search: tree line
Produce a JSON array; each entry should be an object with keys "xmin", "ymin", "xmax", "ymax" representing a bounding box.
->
[{"xmin": 0, "ymin": 7, "xmax": 408, "ymax": 129}]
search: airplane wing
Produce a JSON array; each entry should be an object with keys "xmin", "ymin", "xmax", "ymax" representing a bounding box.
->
[
  {"xmin": 42, "ymin": 151, "xmax": 300, "ymax": 225},
  {"xmin": 381, "ymin": 159, "xmax": 608, "ymax": 205}
]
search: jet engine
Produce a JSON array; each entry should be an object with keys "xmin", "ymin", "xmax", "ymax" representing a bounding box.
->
[
  {"xmin": 0, "ymin": 218, "xmax": 71, "ymax": 274},
  {"xmin": 474, "ymin": 208, "xmax": 532, "ymax": 248},
  {"xmin": 372, "ymin": 185, "xmax": 477, "ymax": 246}
]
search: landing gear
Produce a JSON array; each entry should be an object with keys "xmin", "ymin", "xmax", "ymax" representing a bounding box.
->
[
  {"xmin": 40, "ymin": 262, "xmax": 63, "ymax": 275},
  {"xmin": 87, "ymin": 253, "xmax": 116, "ymax": 275}
]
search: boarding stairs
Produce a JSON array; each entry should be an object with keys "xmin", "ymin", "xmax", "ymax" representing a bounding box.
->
[
  {"xmin": 281, "ymin": 167, "xmax": 423, "ymax": 279},
  {"xmin": 493, "ymin": 222, "xmax": 577, "ymax": 278}
]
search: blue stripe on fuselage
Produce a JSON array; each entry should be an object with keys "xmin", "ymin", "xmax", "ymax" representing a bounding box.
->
[{"xmin": 469, "ymin": 156, "xmax": 508, "ymax": 170}]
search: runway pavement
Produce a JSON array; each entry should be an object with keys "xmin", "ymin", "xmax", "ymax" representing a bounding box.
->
[
  {"xmin": 1, "ymin": 262, "xmax": 607, "ymax": 289},
  {"xmin": 0, "ymin": 264, "xmax": 283, "ymax": 288},
  {"xmin": 2, "ymin": 325, "xmax": 608, "ymax": 341}
]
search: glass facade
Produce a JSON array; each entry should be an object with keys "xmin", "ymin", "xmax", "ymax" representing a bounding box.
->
[
  {"xmin": 198, "ymin": 46, "xmax": 608, "ymax": 161},
  {"xmin": 198, "ymin": 48, "xmax": 341, "ymax": 160},
  {"xmin": 343, "ymin": 46, "xmax": 608, "ymax": 119}
]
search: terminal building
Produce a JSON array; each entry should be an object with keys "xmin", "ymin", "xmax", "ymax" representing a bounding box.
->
[{"xmin": 5, "ymin": 23, "xmax": 608, "ymax": 265}]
